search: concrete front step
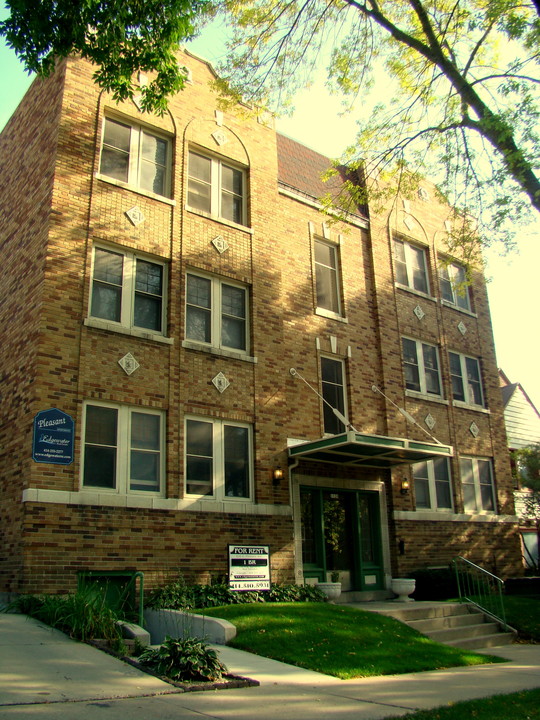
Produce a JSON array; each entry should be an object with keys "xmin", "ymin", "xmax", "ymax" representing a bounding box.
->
[
  {"xmin": 359, "ymin": 601, "xmax": 516, "ymax": 650},
  {"xmin": 337, "ymin": 590, "xmax": 393, "ymax": 603},
  {"xmin": 426, "ymin": 621, "xmax": 501, "ymax": 642},
  {"xmin": 408, "ymin": 612, "xmax": 484, "ymax": 633},
  {"xmin": 374, "ymin": 601, "xmax": 471, "ymax": 622},
  {"xmin": 445, "ymin": 632, "xmax": 516, "ymax": 650}
]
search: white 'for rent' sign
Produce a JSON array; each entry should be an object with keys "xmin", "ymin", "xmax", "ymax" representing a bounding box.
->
[{"xmin": 228, "ymin": 545, "xmax": 271, "ymax": 591}]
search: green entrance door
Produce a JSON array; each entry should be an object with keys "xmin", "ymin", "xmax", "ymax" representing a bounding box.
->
[{"xmin": 300, "ymin": 487, "xmax": 384, "ymax": 591}]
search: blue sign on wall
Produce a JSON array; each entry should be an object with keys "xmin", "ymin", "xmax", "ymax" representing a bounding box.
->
[{"xmin": 32, "ymin": 408, "xmax": 74, "ymax": 465}]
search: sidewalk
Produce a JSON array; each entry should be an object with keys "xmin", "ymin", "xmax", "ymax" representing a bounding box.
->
[{"xmin": 2, "ymin": 612, "xmax": 540, "ymax": 719}]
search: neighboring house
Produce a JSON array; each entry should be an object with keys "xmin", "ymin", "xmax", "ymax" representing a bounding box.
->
[
  {"xmin": 0, "ymin": 50, "xmax": 522, "ymax": 601},
  {"xmin": 499, "ymin": 370, "xmax": 540, "ymax": 568}
]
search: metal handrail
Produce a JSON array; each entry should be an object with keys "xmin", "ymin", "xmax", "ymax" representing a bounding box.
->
[
  {"xmin": 452, "ymin": 556, "xmax": 508, "ymax": 630},
  {"xmin": 117, "ymin": 571, "xmax": 144, "ymax": 627}
]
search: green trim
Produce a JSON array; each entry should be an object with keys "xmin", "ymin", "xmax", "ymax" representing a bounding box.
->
[
  {"xmin": 289, "ymin": 431, "xmax": 452, "ymax": 468},
  {"xmin": 300, "ymin": 487, "xmax": 384, "ymax": 591}
]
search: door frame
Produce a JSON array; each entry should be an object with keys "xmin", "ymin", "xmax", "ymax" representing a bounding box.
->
[{"xmin": 292, "ymin": 472, "xmax": 391, "ymax": 592}]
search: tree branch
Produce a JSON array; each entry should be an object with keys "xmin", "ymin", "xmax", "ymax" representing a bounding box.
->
[{"xmin": 343, "ymin": 0, "xmax": 540, "ymax": 211}]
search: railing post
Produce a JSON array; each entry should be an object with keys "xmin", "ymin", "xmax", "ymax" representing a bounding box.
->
[
  {"xmin": 452, "ymin": 556, "xmax": 507, "ymax": 631},
  {"xmin": 454, "ymin": 557, "xmax": 463, "ymax": 601}
]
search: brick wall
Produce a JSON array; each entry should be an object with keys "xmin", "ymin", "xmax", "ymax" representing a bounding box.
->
[
  {"xmin": 19, "ymin": 502, "xmax": 294, "ymax": 594},
  {"xmin": 0, "ymin": 65, "xmax": 68, "ymax": 592},
  {"xmin": 367, "ymin": 182, "xmax": 521, "ymax": 574},
  {"xmin": 0, "ymin": 49, "xmax": 522, "ymax": 595},
  {"xmin": 392, "ymin": 518, "xmax": 520, "ymax": 579}
]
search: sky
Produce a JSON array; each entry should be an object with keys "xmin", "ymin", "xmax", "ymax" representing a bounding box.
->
[{"xmin": 1, "ymin": 20, "xmax": 539, "ymax": 412}]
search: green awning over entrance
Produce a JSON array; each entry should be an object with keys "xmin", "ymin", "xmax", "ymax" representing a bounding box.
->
[{"xmin": 288, "ymin": 431, "xmax": 453, "ymax": 469}]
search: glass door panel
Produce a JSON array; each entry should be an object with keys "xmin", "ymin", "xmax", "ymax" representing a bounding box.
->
[{"xmin": 300, "ymin": 487, "xmax": 384, "ymax": 591}]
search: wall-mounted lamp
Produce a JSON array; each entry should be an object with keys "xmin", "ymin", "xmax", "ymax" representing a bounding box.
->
[
  {"xmin": 401, "ymin": 479, "xmax": 410, "ymax": 495},
  {"xmin": 273, "ymin": 467, "xmax": 284, "ymax": 485}
]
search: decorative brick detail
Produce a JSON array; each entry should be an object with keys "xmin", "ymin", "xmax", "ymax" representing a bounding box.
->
[
  {"xmin": 118, "ymin": 353, "xmax": 140, "ymax": 376},
  {"xmin": 125, "ymin": 206, "xmax": 145, "ymax": 226},
  {"xmin": 212, "ymin": 372, "xmax": 230, "ymax": 393}
]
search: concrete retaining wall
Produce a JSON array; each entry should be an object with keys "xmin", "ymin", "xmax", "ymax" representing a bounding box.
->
[{"xmin": 143, "ymin": 608, "xmax": 236, "ymax": 645}]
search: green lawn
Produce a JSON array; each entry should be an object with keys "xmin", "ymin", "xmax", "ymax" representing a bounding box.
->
[
  {"xmin": 504, "ymin": 594, "xmax": 540, "ymax": 642},
  {"xmin": 379, "ymin": 688, "xmax": 540, "ymax": 720},
  {"xmin": 198, "ymin": 603, "xmax": 501, "ymax": 679}
]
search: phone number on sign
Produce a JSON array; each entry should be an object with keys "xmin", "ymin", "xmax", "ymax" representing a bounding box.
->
[{"xmin": 230, "ymin": 581, "xmax": 270, "ymax": 590}]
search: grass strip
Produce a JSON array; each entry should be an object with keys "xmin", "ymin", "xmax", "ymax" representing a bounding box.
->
[
  {"xmin": 503, "ymin": 594, "xmax": 540, "ymax": 642},
  {"xmin": 198, "ymin": 603, "xmax": 502, "ymax": 679},
  {"xmin": 379, "ymin": 687, "xmax": 540, "ymax": 719}
]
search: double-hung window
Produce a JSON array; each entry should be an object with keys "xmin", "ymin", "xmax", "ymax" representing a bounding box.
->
[
  {"xmin": 321, "ymin": 357, "xmax": 347, "ymax": 435},
  {"xmin": 185, "ymin": 417, "xmax": 252, "ymax": 500},
  {"xmin": 99, "ymin": 117, "xmax": 171, "ymax": 197},
  {"xmin": 402, "ymin": 338, "xmax": 442, "ymax": 397},
  {"xmin": 460, "ymin": 457, "xmax": 495, "ymax": 512},
  {"xmin": 439, "ymin": 261, "xmax": 471, "ymax": 311},
  {"xmin": 185, "ymin": 272, "xmax": 248, "ymax": 353},
  {"xmin": 394, "ymin": 238, "xmax": 430, "ymax": 294},
  {"xmin": 449, "ymin": 352, "xmax": 484, "ymax": 407},
  {"xmin": 82, "ymin": 403, "xmax": 164, "ymax": 494},
  {"xmin": 314, "ymin": 239, "xmax": 342, "ymax": 316},
  {"xmin": 187, "ymin": 150, "xmax": 247, "ymax": 225},
  {"xmin": 413, "ymin": 458, "xmax": 453, "ymax": 511},
  {"xmin": 90, "ymin": 247, "xmax": 166, "ymax": 334}
]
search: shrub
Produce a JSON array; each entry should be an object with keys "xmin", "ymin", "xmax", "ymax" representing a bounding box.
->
[
  {"xmin": 267, "ymin": 583, "xmax": 327, "ymax": 603},
  {"xmin": 7, "ymin": 590, "xmax": 124, "ymax": 650},
  {"xmin": 192, "ymin": 583, "xmax": 262, "ymax": 608},
  {"xmin": 145, "ymin": 574, "xmax": 195, "ymax": 610},
  {"xmin": 138, "ymin": 636, "xmax": 227, "ymax": 682},
  {"xmin": 146, "ymin": 576, "xmax": 327, "ymax": 610}
]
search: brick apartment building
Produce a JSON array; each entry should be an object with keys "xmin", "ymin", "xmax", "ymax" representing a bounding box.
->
[{"xmin": 0, "ymin": 50, "xmax": 522, "ymax": 599}]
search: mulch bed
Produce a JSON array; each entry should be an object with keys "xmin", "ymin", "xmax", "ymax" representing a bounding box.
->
[{"xmin": 87, "ymin": 640, "xmax": 259, "ymax": 692}]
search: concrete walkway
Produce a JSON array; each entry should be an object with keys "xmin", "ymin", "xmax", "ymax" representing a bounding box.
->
[{"xmin": 2, "ymin": 612, "xmax": 540, "ymax": 719}]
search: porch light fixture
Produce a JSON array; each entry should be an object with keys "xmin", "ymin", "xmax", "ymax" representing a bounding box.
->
[
  {"xmin": 273, "ymin": 468, "xmax": 284, "ymax": 485},
  {"xmin": 401, "ymin": 479, "xmax": 410, "ymax": 495}
]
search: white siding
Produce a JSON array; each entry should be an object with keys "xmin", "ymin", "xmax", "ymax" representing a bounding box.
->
[{"xmin": 504, "ymin": 386, "xmax": 540, "ymax": 449}]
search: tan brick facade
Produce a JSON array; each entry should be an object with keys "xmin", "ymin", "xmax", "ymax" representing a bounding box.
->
[{"xmin": 0, "ymin": 51, "xmax": 521, "ymax": 598}]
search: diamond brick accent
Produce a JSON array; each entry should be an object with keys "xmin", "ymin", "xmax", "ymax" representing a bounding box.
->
[
  {"xmin": 212, "ymin": 372, "xmax": 230, "ymax": 393},
  {"xmin": 212, "ymin": 235, "xmax": 229, "ymax": 254},
  {"xmin": 118, "ymin": 353, "xmax": 140, "ymax": 376},
  {"xmin": 125, "ymin": 206, "xmax": 145, "ymax": 226},
  {"xmin": 212, "ymin": 130, "xmax": 228, "ymax": 146}
]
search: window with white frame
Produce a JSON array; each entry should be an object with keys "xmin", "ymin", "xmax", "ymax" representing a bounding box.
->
[
  {"xmin": 185, "ymin": 417, "xmax": 252, "ymax": 499},
  {"xmin": 187, "ymin": 150, "xmax": 247, "ymax": 225},
  {"xmin": 99, "ymin": 117, "xmax": 171, "ymax": 197},
  {"xmin": 321, "ymin": 357, "xmax": 347, "ymax": 434},
  {"xmin": 82, "ymin": 403, "xmax": 164, "ymax": 494},
  {"xmin": 90, "ymin": 247, "xmax": 166, "ymax": 334},
  {"xmin": 402, "ymin": 338, "xmax": 442, "ymax": 397},
  {"xmin": 413, "ymin": 458, "xmax": 453, "ymax": 510},
  {"xmin": 185, "ymin": 272, "xmax": 248, "ymax": 353},
  {"xmin": 439, "ymin": 261, "xmax": 471, "ymax": 311},
  {"xmin": 460, "ymin": 457, "xmax": 495, "ymax": 512},
  {"xmin": 314, "ymin": 238, "xmax": 342, "ymax": 315},
  {"xmin": 449, "ymin": 352, "xmax": 484, "ymax": 407},
  {"xmin": 393, "ymin": 237, "xmax": 430, "ymax": 294}
]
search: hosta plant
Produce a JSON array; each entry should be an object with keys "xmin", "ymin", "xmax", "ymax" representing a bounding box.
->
[{"xmin": 138, "ymin": 636, "xmax": 227, "ymax": 682}]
